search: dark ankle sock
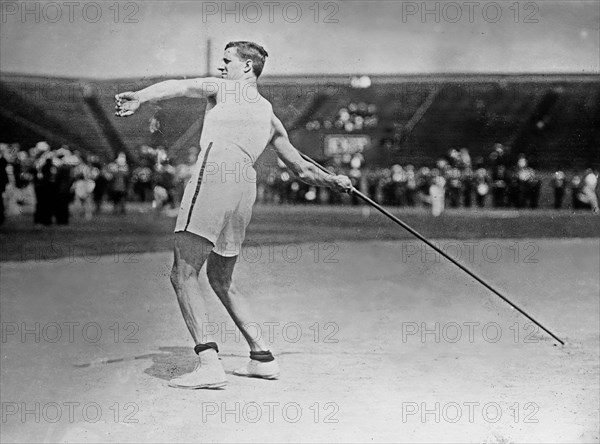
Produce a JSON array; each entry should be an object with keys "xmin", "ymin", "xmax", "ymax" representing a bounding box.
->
[
  {"xmin": 250, "ymin": 350, "xmax": 274, "ymax": 362},
  {"xmin": 194, "ymin": 342, "xmax": 219, "ymax": 355}
]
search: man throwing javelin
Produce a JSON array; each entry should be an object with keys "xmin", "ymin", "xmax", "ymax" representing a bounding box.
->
[{"xmin": 116, "ymin": 41, "xmax": 352, "ymax": 389}]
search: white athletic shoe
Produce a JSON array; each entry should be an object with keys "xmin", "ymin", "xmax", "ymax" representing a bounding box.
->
[
  {"xmin": 233, "ymin": 359, "xmax": 280, "ymax": 380},
  {"xmin": 168, "ymin": 349, "xmax": 227, "ymax": 389}
]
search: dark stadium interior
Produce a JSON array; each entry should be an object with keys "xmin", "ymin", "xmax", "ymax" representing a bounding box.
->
[{"xmin": 1, "ymin": 73, "xmax": 599, "ymax": 169}]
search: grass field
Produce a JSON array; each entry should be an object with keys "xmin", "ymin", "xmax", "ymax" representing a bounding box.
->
[
  {"xmin": 1, "ymin": 203, "xmax": 599, "ymax": 262},
  {"xmin": 1, "ymin": 205, "xmax": 599, "ymax": 443}
]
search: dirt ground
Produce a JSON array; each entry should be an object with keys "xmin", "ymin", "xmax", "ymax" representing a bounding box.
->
[{"xmin": 1, "ymin": 236, "xmax": 598, "ymax": 443}]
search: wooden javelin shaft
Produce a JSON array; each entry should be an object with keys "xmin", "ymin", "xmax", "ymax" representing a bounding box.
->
[{"xmin": 298, "ymin": 151, "xmax": 565, "ymax": 346}]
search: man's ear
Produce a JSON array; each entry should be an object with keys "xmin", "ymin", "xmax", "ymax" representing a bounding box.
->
[{"xmin": 244, "ymin": 60, "xmax": 253, "ymax": 74}]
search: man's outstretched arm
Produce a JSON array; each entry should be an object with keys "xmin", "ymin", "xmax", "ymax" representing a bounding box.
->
[
  {"xmin": 115, "ymin": 77, "xmax": 224, "ymax": 117},
  {"xmin": 270, "ymin": 114, "xmax": 352, "ymax": 193}
]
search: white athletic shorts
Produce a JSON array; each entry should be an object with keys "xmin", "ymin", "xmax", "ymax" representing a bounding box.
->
[{"xmin": 174, "ymin": 143, "xmax": 257, "ymax": 257}]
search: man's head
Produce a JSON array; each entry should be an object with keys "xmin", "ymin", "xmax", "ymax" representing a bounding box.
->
[{"xmin": 219, "ymin": 41, "xmax": 268, "ymax": 80}]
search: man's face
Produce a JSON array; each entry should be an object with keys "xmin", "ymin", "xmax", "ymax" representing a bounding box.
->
[{"xmin": 218, "ymin": 47, "xmax": 249, "ymax": 80}]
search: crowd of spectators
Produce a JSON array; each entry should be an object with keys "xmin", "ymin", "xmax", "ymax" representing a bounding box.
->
[
  {"xmin": 0, "ymin": 141, "xmax": 195, "ymax": 225},
  {"xmin": 305, "ymin": 102, "xmax": 379, "ymax": 133},
  {"xmin": 255, "ymin": 143, "xmax": 599, "ymax": 215},
  {"xmin": 1, "ymin": 140, "xmax": 598, "ymax": 225}
]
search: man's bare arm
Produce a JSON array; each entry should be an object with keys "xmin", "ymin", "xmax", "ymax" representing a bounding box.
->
[
  {"xmin": 115, "ymin": 77, "xmax": 224, "ymax": 116},
  {"xmin": 270, "ymin": 114, "xmax": 352, "ymax": 193}
]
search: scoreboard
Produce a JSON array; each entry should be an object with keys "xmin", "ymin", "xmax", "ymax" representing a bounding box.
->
[{"xmin": 324, "ymin": 135, "xmax": 371, "ymax": 157}]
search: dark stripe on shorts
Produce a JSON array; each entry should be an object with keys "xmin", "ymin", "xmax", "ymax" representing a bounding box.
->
[{"xmin": 184, "ymin": 142, "xmax": 213, "ymax": 231}]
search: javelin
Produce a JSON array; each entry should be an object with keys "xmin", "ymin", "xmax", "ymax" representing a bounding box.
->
[{"xmin": 298, "ymin": 151, "xmax": 565, "ymax": 346}]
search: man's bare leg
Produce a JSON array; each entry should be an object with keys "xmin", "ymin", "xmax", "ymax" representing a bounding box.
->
[
  {"xmin": 171, "ymin": 232, "xmax": 213, "ymax": 343},
  {"xmin": 168, "ymin": 232, "xmax": 227, "ymax": 389},
  {"xmin": 207, "ymin": 252, "xmax": 280, "ymax": 379}
]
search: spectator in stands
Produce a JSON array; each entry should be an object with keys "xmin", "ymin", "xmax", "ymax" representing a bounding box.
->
[
  {"xmin": 0, "ymin": 149, "xmax": 8, "ymax": 225},
  {"xmin": 416, "ymin": 167, "xmax": 431, "ymax": 207},
  {"xmin": 365, "ymin": 169, "xmax": 381, "ymax": 204},
  {"xmin": 35, "ymin": 157, "xmax": 57, "ymax": 225},
  {"xmin": 152, "ymin": 157, "xmax": 177, "ymax": 212},
  {"xmin": 527, "ymin": 170, "xmax": 542, "ymax": 209},
  {"xmin": 11, "ymin": 146, "xmax": 25, "ymax": 189},
  {"xmin": 53, "ymin": 148, "xmax": 75, "ymax": 225},
  {"xmin": 91, "ymin": 159, "xmax": 108, "ymax": 215},
  {"xmin": 514, "ymin": 155, "xmax": 540, "ymax": 209},
  {"xmin": 383, "ymin": 165, "xmax": 402, "ymax": 206},
  {"xmin": 458, "ymin": 148, "xmax": 472, "ymax": 170},
  {"xmin": 491, "ymin": 165, "xmax": 508, "ymax": 207},
  {"xmin": 507, "ymin": 167, "xmax": 520, "ymax": 208},
  {"xmin": 258, "ymin": 166, "xmax": 279, "ymax": 204},
  {"xmin": 489, "ymin": 143, "xmax": 508, "ymax": 168},
  {"xmin": 456, "ymin": 148, "xmax": 473, "ymax": 208},
  {"xmin": 515, "ymin": 155, "xmax": 528, "ymax": 208},
  {"xmin": 445, "ymin": 166, "xmax": 462, "ymax": 208},
  {"xmin": 404, "ymin": 165, "xmax": 417, "ymax": 207},
  {"xmin": 578, "ymin": 169, "xmax": 599, "ymax": 213},
  {"xmin": 71, "ymin": 154, "xmax": 95, "ymax": 220},
  {"xmin": 473, "ymin": 166, "xmax": 490, "ymax": 208},
  {"xmin": 132, "ymin": 166, "xmax": 153, "ymax": 202},
  {"xmin": 10, "ymin": 147, "xmax": 36, "ymax": 212},
  {"xmin": 429, "ymin": 168, "xmax": 445, "ymax": 217},
  {"xmin": 462, "ymin": 166, "xmax": 474, "ymax": 208},
  {"xmin": 552, "ymin": 171, "xmax": 567, "ymax": 209},
  {"xmin": 447, "ymin": 148, "xmax": 461, "ymax": 168},
  {"xmin": 571, "ymin": 175, "xmax": 584, "ymax": 209},
  {"xmin": 107, "ymin": 152, "xmax": 130, "ymax": 215}
]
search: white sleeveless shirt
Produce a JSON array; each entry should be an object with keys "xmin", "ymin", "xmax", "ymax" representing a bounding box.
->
[{"xmin": 199, "ymin": 84, "xmax": 273, "ymax": 165}]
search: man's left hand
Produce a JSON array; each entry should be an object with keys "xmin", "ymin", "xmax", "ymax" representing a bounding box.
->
[{"xmin": 331, "ymin": 175, "xmax": 353, "ymax": 194}]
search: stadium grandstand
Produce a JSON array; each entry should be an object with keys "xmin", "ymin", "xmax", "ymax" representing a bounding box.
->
[{"xmin": 1, "ymin": 73, "xmax": 599, "ymax": 171}]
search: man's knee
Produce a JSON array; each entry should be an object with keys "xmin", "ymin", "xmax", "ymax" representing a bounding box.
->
[
  {"xmin": 170, "ymin": 261, "xmax": 199, "ymax": 288},
  {"xmin": 207, "ymin": 268, "xmax": 231, "ymax": 294},
  {"xmin": 170, "ymin": 264, "xmax": 180, "ymax": 288}
]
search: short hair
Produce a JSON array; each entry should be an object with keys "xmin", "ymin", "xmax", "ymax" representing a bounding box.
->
[{"xmin": 225, "ymin": 41, "xmax": 269, "ymax": 78}]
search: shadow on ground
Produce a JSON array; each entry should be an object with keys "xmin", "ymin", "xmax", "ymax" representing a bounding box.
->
[{"xmin": 143, "ymin": 346, "xmax": 198, "ymax": 381}]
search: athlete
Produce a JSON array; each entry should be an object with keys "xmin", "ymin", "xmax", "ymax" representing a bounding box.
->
[{"xmin": 116, "ymin": 41, "xmax": 352, "ymax": 389}]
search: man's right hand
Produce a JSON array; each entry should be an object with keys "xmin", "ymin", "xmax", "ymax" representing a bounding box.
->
[{"xmin": 115, "ymin": 92, "xmax": 141, "ymax": 117}]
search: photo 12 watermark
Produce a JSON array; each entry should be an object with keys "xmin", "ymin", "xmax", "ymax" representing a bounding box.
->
[
  {"xmin": 201, "ymin": 1, "xmax": 340, "ymax": 24},
  {"xmin": 1, "ymin": 321, "xmax": 140, "ymax": 344},
  {"xmin": 401, "ymin": 401, "xmax": 539, "ymax": 424},
  {"xmin": 201, "ymin": 320, "xmax": 340, "ymax": 344},
  {"xmin": 400, "ymin": 240, "xmax": 540, "ymax": 264},
  {"xmin": 219, "ymin": 242, "xmax": 341, "ymax": 265},
  {"xmin": 1, "ymin": 1, "xmax": 141, "ymax": 24},
  {"xmin": 1, "ymin": 401, "xmax": 139, "ymax": 424},
  {"xmin": 0, "ymin": 240, "xmax": 140, "ymax": 264},
  {"xmin": 201, "ymin": 401, "xmax": 339, "ymax": 424},
  {"xmin": 401, "ymin": 321, "xmax": 546, "ymax": 344},
  {"xmin": 400, "ymin": 1, "xmax": 540, "ymax": 24},
  {"xmin": 148, "ymin": 241, "xmax": 342, "ymax": 269}
]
